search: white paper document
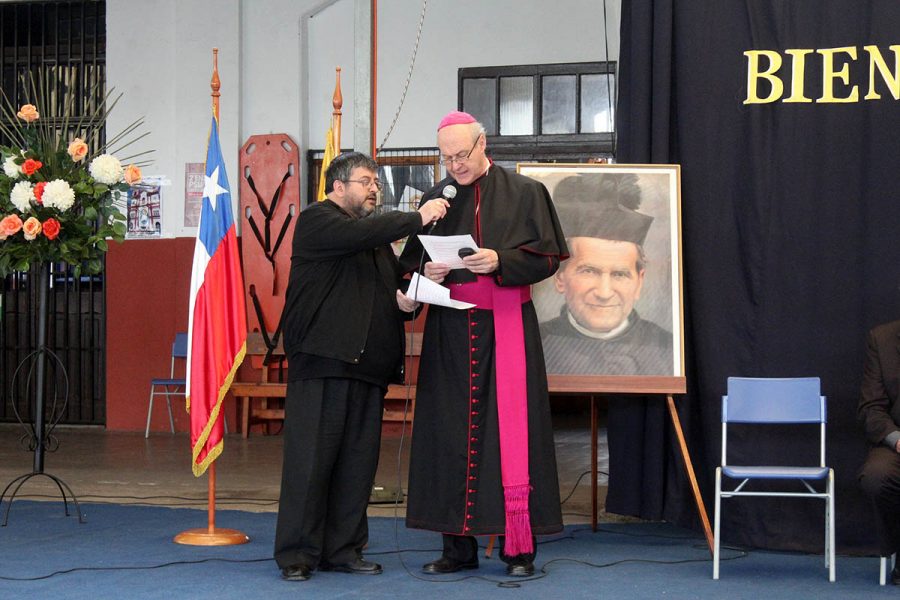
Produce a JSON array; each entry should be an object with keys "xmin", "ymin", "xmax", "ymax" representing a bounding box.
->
[
  {"xmin": 418, "ymin": 234, "xmax": 479, "ymax": 269},
  {"xmin": 405, "ymin": 272, "xmax": 476, "ymax": 310}
]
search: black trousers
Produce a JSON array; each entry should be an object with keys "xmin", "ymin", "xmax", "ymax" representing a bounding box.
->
[
  {"xmin": 440, "ymin": 533, "xmax": 537, "ymax": 565},
  {"xmin": 858, "ymin": 446, "xmax": 900, "ymax": 556},
  {"xmin": 274, "ymin": 378, "xmax": 384, "ymax": 569}
]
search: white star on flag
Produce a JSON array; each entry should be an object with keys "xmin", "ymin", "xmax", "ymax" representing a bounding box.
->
[{"xmin": 202, "ymin": 166, "xmax": 228, "ymax": 210}]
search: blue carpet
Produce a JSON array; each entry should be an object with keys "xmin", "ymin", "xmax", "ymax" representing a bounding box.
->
[{"xmin": 0, "ymin": 501, "xmax": 893, "ymax": 599}]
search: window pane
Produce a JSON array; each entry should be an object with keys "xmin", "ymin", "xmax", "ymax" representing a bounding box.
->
[
  {"xmin": 462, "ymin": 78, "xmax": 497, "ymax": 135},
  {"xmin": 581, "ymin": 73, "xmax": 615, "ymax": 133},
  {"xmin": 499, "ymin": 76, "xmax": 533, "ymax": 135},
  {"xmin": 541, "ymin": 75, "xmax": 576, "ymax": 134}
]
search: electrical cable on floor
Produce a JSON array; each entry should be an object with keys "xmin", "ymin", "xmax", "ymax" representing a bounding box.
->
[{"xmin": 11, "ymin": 492, "xmax": 278, "ymax": 507}]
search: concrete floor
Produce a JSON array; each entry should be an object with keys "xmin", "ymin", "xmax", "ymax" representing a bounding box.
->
[{"xmin": 0, "ymin": 409, "xmax": 622, "ymax": 527}]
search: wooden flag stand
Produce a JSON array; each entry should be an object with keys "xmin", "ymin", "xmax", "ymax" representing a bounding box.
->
[
  {"xmin": 174, "ymin": 463, "xmax": 248, "ymax": 546},
  {"xmin": 174, "ymin": 48, "xmax": 249, "ymax": 547}
]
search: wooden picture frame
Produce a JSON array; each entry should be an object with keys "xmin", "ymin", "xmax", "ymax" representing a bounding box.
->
[{"xmin": 518, "ymin": 163, "xmax": 685, "ymax": 394}]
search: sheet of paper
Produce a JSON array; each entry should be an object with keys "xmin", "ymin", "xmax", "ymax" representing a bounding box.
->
[
  {"xmin": 418, "ymin": 234, "xmax": 478, "ymax": 269},
  {"xmin": 405, "ymin": 272, "xmax": 476, "ymax": 310}
]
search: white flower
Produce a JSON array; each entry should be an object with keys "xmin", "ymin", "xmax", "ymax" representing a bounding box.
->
[
  {"xmin": 88, "ymin": 154, "xmax": 124, "ymax": 185},
  {"xmin": 10, "ymin": 180, "xmax": 34, "ymax": 212},
  {"xmin": 3, "ymin": 155, "xmax": 21, "ymax": 179},
  {"xmin": 42, "ymin": 179, "xmax": 76, "ymax": 211}
]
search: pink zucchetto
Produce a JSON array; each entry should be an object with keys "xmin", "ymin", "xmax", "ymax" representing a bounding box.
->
[{"xmin": 437, "ymin": 110, "xmax": 477, "ymax": 131}]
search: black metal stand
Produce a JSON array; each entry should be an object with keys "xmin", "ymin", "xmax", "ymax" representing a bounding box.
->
[{"xmin": 0, "ymin": 263, "xmax": 84, "ymax": 526}]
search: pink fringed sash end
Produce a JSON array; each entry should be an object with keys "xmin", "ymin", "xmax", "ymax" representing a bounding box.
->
[{"xmin": 503, "ymin": 484, "xmax": 534, "ymax": 555}]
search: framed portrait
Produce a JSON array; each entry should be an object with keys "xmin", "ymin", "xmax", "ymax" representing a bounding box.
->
[
  {"xmin": 126, "ymin": 179, "xmax": 163, "ymax": 239},
  {"xmin": 518, "ymin": 163, "xmax": 684, "ymax": 392}
]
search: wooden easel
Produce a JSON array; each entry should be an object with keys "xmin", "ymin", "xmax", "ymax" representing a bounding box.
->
[
  {"xmin": 551, "ymin": 375, "xmax": 712, "ymax": 554},
  {"xmin": 485, "ymin": 375, "xmax": 711, "ymax": 557}
]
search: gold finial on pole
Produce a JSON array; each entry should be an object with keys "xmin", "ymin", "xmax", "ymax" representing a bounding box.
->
[
  {"xmin": 332, "ymin": 67, "xmax": 343, "ymax": 155},
  {"xmin": 211, "ymin": 48, "xmax": 221, "ymax": 120}
]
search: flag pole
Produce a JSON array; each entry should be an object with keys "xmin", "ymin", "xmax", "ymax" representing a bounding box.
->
[
  {"xmin": 174, "ymin": 48, "xmax": 248, "ymax": 546},
  {"xmin": 332, "ymin": 66, "xmax": 342, "ymax": 154}
]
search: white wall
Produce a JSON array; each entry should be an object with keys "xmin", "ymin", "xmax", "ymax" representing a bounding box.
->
[
  {"xmin": 106, "ymin": 0, "xmax": 618, "ymax": 237},
  {"xmin": 307, "ymin": 0, "xmax": 620, "ymax": 149}
]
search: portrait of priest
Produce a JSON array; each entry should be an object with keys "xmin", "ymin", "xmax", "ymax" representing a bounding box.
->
[{"xmin": 540, "ymin": 173, "xmax": 674, "ymax": 377}]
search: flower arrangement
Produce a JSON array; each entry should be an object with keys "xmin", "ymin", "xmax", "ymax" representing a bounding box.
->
[{"xmin": 0, "ymin": 73, "xmax": 149, "ymax": 277}]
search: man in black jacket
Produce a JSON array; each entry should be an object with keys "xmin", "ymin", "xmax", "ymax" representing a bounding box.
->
[
  {"xmin": 274, "ymin": 152, "xmax": 447, "ymax": 581},
  {"xmin": 858, "ymin": 319, "xmax": 900, "ymax": 584}
]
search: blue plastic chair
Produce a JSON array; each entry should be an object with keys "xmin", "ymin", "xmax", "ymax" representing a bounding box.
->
[
  {"xmin": 713, "ymin": 377, "xmax": 835, "ymax": 581},
  {"xmin": 145, "ymin": 333, "xmax": 188, "ymax": 438}
]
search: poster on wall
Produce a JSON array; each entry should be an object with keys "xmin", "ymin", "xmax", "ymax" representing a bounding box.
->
[
  {"xmin": 126, "ymin": 178, "xmax": 163, "ymax": 239},
  {"xmin": 184, "ymin": 162, "xmax": 205, "ymax": 227},
  {"xmin": 518, "ymin": 163, "xmax": 684, "ymax": 381}
]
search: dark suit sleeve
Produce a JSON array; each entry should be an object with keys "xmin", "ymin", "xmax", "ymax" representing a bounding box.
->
[
  {"xmin": 297, "ymin": 203, "xmax": 422, "ymax": 260},
  {"xmin": 858, "ymin": 328, "xmax": 900, "ymax": 446}
]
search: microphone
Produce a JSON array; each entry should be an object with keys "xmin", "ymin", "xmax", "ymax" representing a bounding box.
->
[{"xmin": 426, "ymin": 184, "xmax": 457, "ymax": 233}]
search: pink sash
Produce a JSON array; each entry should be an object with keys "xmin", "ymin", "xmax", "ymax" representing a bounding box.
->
[{"xmin": 450, "ymin": 276, "xmax": 533, "ymax": 555}]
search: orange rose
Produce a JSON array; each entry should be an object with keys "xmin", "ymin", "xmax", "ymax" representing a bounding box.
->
[
  {"xmin": 22, "ymin": 158, "xmax": 42, "ymax": 176},
  {"xmin": 42, "ymin": 218, "xmax": 61, "ymax": 241},
  {"xmin": 16, "ymin": 104, "xmax": 39, "ymax": 123},
  {"xmin": 22, "ymin": 216, "xmax": 41, "ymax": 240},
  {"xmin": 123, "ymin": 164, "xmax": 142, "ymax": 185},
  {"xmin": 67, "ymin": 138, "xmax": 89, "ymax": 162},
  {"xmin": 33, "ymin": 181, "xmax": 47, "ymax": 204},
  {"xmin": 0, "ymin": 214, "xmax": 24, "ymax": 238}
]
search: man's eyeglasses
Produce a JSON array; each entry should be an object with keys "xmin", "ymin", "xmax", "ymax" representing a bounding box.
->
[
  {"xmin": 439, "ymin": 134, "xmax": 482, "ymax": 166},
  {"xmin": 344, "ymin": 178, "xmax": 383, "ymax": 190}
]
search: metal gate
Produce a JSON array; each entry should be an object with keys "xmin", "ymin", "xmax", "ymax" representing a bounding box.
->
[{"xmin": 0, "ymin": 1, "xmax": 107, "ymax": 425}]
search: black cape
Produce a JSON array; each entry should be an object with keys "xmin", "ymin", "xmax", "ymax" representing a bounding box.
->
[{"xmin": 399, "ymin": 164, "xmax": 568, "ymax": 536}]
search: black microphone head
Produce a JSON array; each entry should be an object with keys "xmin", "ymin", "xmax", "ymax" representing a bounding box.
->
[
  {"xmin": 458, "ymin": 247, "xmax": 476, "ymax": 259},
  {"xmin": 442, "ymin": 185, "xmax": 457, "ymax": 200}
]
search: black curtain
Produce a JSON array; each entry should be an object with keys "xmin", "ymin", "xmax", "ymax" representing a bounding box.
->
[{"xmin": 615, "ymin": 0, "xmax": 900, "ymax": 553}]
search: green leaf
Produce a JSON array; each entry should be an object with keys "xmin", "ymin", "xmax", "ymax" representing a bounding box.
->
[
  {"xmin": 83, "ymin": 206, "xmax": 98, "ymax": 220},
  {"xmin": 86, "ymin": 258, "xmax": 102, "ymax": 274}
]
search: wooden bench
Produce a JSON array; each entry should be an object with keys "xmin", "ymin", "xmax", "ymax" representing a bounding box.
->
[
  {"xmin": 382, "ymin": 332, "xmax": 422, "ymax": 424},
  {"xmin": 231, "ymin": 332, "xmax": 424, "ymax": 436},
  {"xmin": 231, "ymin": 332, "xmax": 286, "ymax": 438}
]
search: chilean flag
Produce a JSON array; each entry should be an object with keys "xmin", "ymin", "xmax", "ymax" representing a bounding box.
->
[{"xmin": 186, "ymin": 115, "xmax": 247, "ymax": 477}]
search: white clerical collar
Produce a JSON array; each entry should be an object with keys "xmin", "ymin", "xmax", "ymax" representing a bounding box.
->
[{"xmin": 567, "ymin": 310, "xmax": 632, "ymax": 340}]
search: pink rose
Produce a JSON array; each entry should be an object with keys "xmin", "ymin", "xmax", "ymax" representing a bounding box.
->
[
  {"xmin": 22, "ymin": 216, "xmax": 42, "ymax": 241},
  {"xmin": 16, "ymin": 104, "xmax": 39, "ymax": 123},
  {"xmin": 67, "ymin": 138, "xmax": 89, "ymax": 162},
  {"xmin": 42, "ymin": 218, "xmax": 61, "ymax": 241},
  {"xmin": 0, "ymin": 214, "xmax": 24, "ymax": 238},
  {"xmin": 123, "ymin": 164, "xmax": 142, "ymax": 185}
]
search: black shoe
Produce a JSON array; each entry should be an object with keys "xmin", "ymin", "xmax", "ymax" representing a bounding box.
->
[
  {"xmin": 505, "ymin": 562, "xmax": 534, "ymax": 577},
  {"xmin": 891, "ymin": 564, "xmax": 900, "ymax": 585},
  {"xmin": 280, "ymin": 564, "xmax": 311, "ymax": 581},
  {"xmin": 320, "ymin": 558, "xmax": 383, "ymax": 575},
  {"xmin": 421, "ymin": 556, "xmax": 479, "ymax": 574}
]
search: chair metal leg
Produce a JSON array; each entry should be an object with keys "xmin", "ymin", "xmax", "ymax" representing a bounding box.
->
[
  {"xmin": 145, "ymin": 387, "xmax": 156, "ymax": 438},
  {"xmin": 881, "ymin": 553, "xmax": 896, "ymax": 586},
  {"xmin": 713, "ymin": 468, "xmax": 722, "ymax": 580},
  {"xmin": 165, "ymin": 389, "xmax": 175, "ymax": 434},
  {"xmin": 827, "ymin": 470, "xmax": 835, "ymax": 582}
]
